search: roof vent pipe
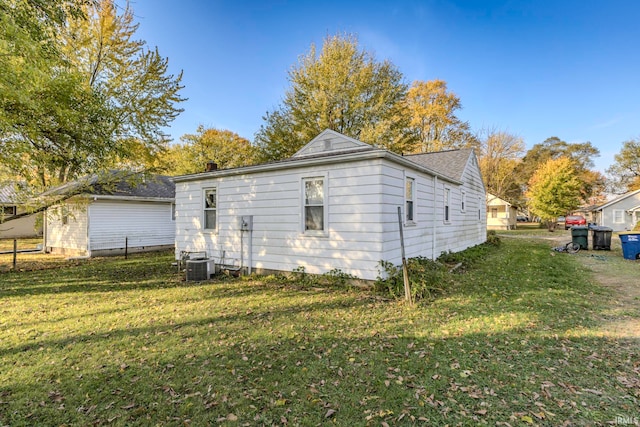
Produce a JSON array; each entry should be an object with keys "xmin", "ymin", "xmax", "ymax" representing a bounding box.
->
[{"xmin": 205, "ymin": 161, "xmax": 218, "ymax": 172}]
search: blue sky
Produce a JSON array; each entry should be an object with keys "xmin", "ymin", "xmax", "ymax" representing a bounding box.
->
[{"xmin": 129, "ymin": 0, "xmax": 640, "ymax": 173}]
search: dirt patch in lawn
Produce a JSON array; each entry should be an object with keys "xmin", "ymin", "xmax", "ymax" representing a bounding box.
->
[
  {"xmin": 502, "ymin": 230, "xmax": 640, "ymax": 341},
  {"xmin": 576, "ymin": 251, "xmax": 640, "ymax": 341}
]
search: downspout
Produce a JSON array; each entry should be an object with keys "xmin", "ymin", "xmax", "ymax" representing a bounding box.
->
[
  {"xmin": 432, "ymin": 176, "xmax": 438, "ymax": 260},
  {"xmin": 86, "ymin": 202, "xmax": 91, "ymax": 257},
  {"xmin": 42, "ymin": 208, "xmax": 47, "ymax": 252},
  {"xmin": 248, "ymin": 228, "xmax": 252, "ymax": 275},
  {"xmin": 240, "ymin": 226, "xmax": 244, "ymax": 273}
]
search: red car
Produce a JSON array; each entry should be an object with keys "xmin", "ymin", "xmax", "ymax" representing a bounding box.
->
[{"xmin": 565, "ymin": 215, "xmax": 586, "ymax": 230}]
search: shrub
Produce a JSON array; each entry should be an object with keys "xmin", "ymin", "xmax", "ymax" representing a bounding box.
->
[
  {"xmin": 486, "ymin": 230, "xmax": 501, "ymax": 246},
  {"xmin": 375, "ymin": 257, "xmax": 453, "ymax": 302}
]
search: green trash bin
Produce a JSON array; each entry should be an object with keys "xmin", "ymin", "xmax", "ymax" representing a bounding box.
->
[{"xmin": 571, "ymin": 226, "xmax": 589, "ymax": 250}]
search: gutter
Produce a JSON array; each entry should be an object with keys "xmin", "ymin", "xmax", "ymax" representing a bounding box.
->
[
  {"xmin": 172, "ymin": 150, "xmax": 462, "ymax": 185},
  {"xmin": 89, "ymin": 195, "xmax": 174, "ymax": 203}
]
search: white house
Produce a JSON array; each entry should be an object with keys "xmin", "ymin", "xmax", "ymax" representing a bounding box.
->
[
  {"xmin": 486, "ymin": 193, "xmax": 517, "ymax": 230},
  {"xmin": 592, "ymin": 189, "xmax": 640, "ymax": 231},
  {"xmin": 44, "ymin": 173, "xmax": 175, "ymax": 257},
  {"xmin": 0, "ymin": 183, "xmax": 42, "ymax": 239},
  {"xmin": 173, "ymin": 130, "xmax": 486, "ymax": 281}
]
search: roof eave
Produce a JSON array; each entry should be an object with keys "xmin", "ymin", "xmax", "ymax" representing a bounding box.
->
[{"xmin": 172, "ymin": 150, "xmax": 462, "ymax": 185}]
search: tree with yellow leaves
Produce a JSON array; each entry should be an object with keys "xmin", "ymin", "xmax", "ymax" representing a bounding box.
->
[{"xmin": 526, "ymin": 157, "xmax": 582, "ymax": 231}]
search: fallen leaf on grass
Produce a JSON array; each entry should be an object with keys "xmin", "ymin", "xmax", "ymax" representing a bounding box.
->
[{"xmin": 325, "ymin": 409, "xmax": 336, "ymax": 418}]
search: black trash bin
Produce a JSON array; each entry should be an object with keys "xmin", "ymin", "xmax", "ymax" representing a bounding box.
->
[
  {"xmin": 591, "ymin": 226, "xmax": 613, "ymax": 250},
  {"xmin": 571, "ymin": 226, "xmax": 589, "ymax": 250}
]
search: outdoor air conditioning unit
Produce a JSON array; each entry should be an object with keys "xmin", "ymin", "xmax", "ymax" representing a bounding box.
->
[{"xmin": 186, "ymin": 259, "xmax": 209, "ymax": 281}]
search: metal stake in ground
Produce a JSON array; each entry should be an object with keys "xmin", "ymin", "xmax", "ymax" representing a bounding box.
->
[{"xmin": 397, "ymin": 207, "xmax": 412, "ymax": 304}]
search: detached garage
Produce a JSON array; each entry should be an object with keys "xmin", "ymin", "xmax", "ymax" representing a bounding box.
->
[{"xmin": 44, "ymin": 173, "xmax": 175, "ymax": 257}]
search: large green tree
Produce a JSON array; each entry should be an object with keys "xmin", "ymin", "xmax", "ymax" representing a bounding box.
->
[
  {"xmin": 0, "ymin": 0, "xmax": 185, "ymax": 188},
  {"xmin": 606, "ymin": 138, "xmax": 640, "ymax": 192},
  {"xmin": 158, "ymin": 126, "xmax": 259, "ymax": 175},
  {"xmin": 526, "ymin": 157, "xmax": 582, "ymax": 230},
  {"xmin": 254, "ymin": 33, "xmax": 414, "ymax": 161},
  {"xmin": 405, "ymin": 79, "xmax": 478, "ymax": 153}
]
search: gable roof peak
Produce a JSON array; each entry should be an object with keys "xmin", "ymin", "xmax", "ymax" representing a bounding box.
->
[{"xmin": 292, "ymin": 129, "xmax": 372, "ymax": 158}]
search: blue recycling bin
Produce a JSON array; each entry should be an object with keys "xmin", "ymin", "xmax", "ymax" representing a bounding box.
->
[{"xmin": 619, "ymin": 233, "xmax": 640, "ymax": 260}]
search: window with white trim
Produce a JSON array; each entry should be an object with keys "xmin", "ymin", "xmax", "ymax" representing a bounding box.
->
[
  {"xmin": 491, "ymin": 208, "xmax": 498, "ymax": 218},
  {"xmin": 444, "ymin": 188, "xmax": 451, "ymax": 222},
  {"xmin": 405, "ymin": 177, "xmax": 415, "ymax": 222},
  {"xmin": 303, "ymin": 177, "xmax": 325, "ymax": 232},
  {"xmin": 203, "ymin": 188, "xmax": 217, "ymax": 230},
  {"xmin": 613, "ymin": 209, "xmax": 624, "ymax": 224}
]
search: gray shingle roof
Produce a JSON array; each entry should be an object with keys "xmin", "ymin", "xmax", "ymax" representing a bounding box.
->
[
  {"xmin": 0, "ymin": 182, "xmax": 28, "ymax": 204},
  {"xmin": 43, "ymin": 172, "xmax": 175, "ymax": 200},
  {"xmin": 0, "ymin": 184, "xmax": 17, "ymax": 204},
  {"xmin": 404, "ymin": 149, "xmax": 474, "ymax": 181}
]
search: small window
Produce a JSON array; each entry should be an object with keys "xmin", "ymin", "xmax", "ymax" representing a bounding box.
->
[
  {"xmin": 171, "ymin": 203, "xmax": 176, "ymax": 221},
  {"xmin": 444, "ymin": 188, "xmax": 451, "ymax": 222},
  {"xmin": 613, "ymin": 209, "xmax": 624, "ymax": 224},
  {"xmin": 61, "ymin": 205, "xmax": 69, "ymax": 225},
  {"xmin": 1, "ymin": 206, "xmax": 16, "ymax": 217},
  {"xmin": 204, "ymin": 188, "xmax": 217, "ymax": 230},
  {"xmin": 461, "ymin": 190, "xmax": 466, "ymax": 212},
  {"xmin": 405, "ymin": 177, "xmax": 415, "ymax": 222},
  {"xmin": 304, "ymin": 177, "xmax": 324, "ymax": 232},
  {"xmin": 491, "ymin": 208, "xmax": 498, "ymax": 218}
]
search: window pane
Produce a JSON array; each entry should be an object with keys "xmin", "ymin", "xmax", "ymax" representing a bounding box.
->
[
  {"xmin": 305, "ymin": 206, "xmax": 324, "ymax": 230},
  {"xmin": 406, "ymin": 179, "xmax": 413, "ymax": 198},
  {"xmin": 205, "ymin": 189, "xmax": 216, "ymax": 209},
  {"xmin": 305, "ymin": 180, "xmax": 323, "ymax": 205},
  {"xmin": 406, "ymin": 201, "xmax": 414, "ymax": 221},
  {"xmin": 205, "ymin": 210, "xmax": 216, "ymax": 229}
]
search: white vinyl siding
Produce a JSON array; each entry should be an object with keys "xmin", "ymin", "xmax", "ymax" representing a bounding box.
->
[
  {"xmin": 45, "ymin": 203, "xmax": 89, "ymax": 254},
  {"xmin": 175, "ymin": 160, "xmax": 387, "ymax": 280},
  {"xmin": 88, "ymin": 201, "xmax": 175, "ymax": 252}
]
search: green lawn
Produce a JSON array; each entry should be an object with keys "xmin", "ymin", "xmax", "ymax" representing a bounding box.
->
[
  {"xmin": 0, "ymin": 241, "xmax": 638, "ymax": 426},
  {"xmin": 0, "ymin": 237, "xmax": 42, "ymax": 252}
]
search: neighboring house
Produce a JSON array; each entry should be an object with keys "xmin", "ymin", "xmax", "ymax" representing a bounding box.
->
[
  {"xmin": 0, "ymin": 182, "xmax": 42, "ymax": 239},
  {"xmin": 44, "ymin": 173, "xmax": 175, "ymax": 257},
  {"xmin": 592, "ymin": 189, "xmax": 640, "ymax": 231},
  {"xmin": 486, "ymin": 193, "xmax": 517, "ymax": 230},
  {"xmin": 173, "ymin": 129, "xmax": 486, "ymax": 281}
]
